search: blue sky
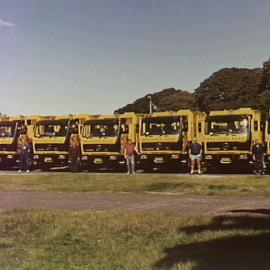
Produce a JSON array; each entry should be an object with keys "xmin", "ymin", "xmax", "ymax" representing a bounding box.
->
[{"xmin": 1, "ymin": 0, "xmax": 270, "ymax": 116}]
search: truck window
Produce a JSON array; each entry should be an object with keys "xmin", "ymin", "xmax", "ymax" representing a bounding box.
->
[
  {"xmin": 207, "ymin": 115, "xmax": 250, "ymax": 135},
  {"xmin": 141, "ymin": 116, "xmax": 181, "ymax": 136}
]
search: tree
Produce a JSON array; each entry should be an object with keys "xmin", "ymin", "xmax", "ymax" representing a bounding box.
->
[
  {"xmin": 194, "ymin": 68, "xmax": 262, "ymax": 112},
  {"xmin": 114, "ymin": 88, "xmax": 194, "ymax": 114}
]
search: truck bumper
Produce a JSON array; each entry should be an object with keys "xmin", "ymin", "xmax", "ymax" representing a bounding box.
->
[
  {"xmin": 204, "ymin": 154, "xmax": 252, "ymax": 165},
  {"xmin": 137, "ymin": 154, "xmax": 188, "ymax": 168},
  {"xmin": 0, "ymin": 154, "xmax": 20, "ymax": 168},
  {"xmin": 81, "ymin": 155, "xmax": 125, "ymax": 169},
  {"xmin": 32, "ymin": 154, "xmax": 70, "ymax": 167}
]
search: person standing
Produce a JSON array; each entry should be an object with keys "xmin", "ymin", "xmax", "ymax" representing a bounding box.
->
[
  {"xmin": 189, "ymin": 138, "xmax": 203, "ymax": 175},
  {"xmin": 124, "ymin": 139, "xmax": 139, "ymax": 174},
  {"xmin": 69, "ymin": 128, "xmax": 81, "ymax": 173},
  {"xmin": 17, "ymin": 127, "xmax": 32, "ymax": 173},
  {"xmin": 252, "ymin": 140, "xmax": 265, "ymax": 175}
]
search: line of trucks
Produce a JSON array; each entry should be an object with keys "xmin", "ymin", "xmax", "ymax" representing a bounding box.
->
[{"xmin": 0, "ymin": 108, "xmax": 269, "ymax": 172}]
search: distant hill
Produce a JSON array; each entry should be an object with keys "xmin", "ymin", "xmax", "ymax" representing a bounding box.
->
[{"xmin": 115, "ymin": 59, "xmax": 270, "ymax": 116}]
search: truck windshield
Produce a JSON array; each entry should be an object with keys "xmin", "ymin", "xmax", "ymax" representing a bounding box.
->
[
  {"xmin": 0, "ymin": 124, "xmax": 15, "ymax": 138},
  {"xmin": 207, "ymin": 115, "xmax": 250, "ymax": 135},
  {"xmin": 35, "ymin": 121, "xmax": 69, "ymax": 137},
  {"xmin": 141, "ymin": 117, "xmax": 182, "ymax": 136},
  {"xmin": 82, "ymin": 120, "xmax": 119, "ymax": 138}
]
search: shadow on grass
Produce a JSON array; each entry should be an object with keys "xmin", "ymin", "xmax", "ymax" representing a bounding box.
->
[
  {"xmin": 146, "ymin": 182, "xmax": 193, "ymax": 192},
  {"xmin": 155, "ymin": 211, "xmax": 270, "ymax": 270},
  {"xmin": 229, "ymin": 209, "xmax": 270, "ymax": 216}
]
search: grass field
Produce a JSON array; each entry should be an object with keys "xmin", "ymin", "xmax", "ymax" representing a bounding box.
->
[
  {"xmin": 1, "ymin": 174, "xmax": 270, "ymax": 269},
  {"xmin": 1, "ymin": 209, "xmax": 270, "ymax": 270},
  {"xmin": 0, "ymin": 173, "xmax": 270, "ymax": 196}
]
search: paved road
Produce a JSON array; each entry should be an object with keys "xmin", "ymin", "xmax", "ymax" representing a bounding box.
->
[{"xmin": 1, "ymin": 190, "xmax": 270, "ymax": 216}]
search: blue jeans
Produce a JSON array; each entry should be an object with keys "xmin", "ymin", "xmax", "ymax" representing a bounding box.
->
[
  {"xmin": 126, "ymin": 155, "xmax": 135, "ymax": 173},
  {"xmin": 19, "ymin": 149, "xmax": 30, "ymax": 171}
]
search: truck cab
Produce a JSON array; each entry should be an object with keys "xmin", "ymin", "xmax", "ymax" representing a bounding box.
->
[
  {"xmin": 264, "ymin": 115, "xmax": 270, "ymax": 169},
  {"xmin": 138, "ymin": 110, "xmax": 197, "ymax": 171},
  {"xmin": 80, "ymin": 112, "xmax": 138, "ymax": 170},
  {"xmin": 32, "ymin": 115, "xmax": 80, "ymax": 169},
  {"xmin": 203, "ymin": 108, "xmax": 263, "ymax": 170},
  {"xmin": 0, "ymin": 116, "xmax": 28, "ymax": 169}
]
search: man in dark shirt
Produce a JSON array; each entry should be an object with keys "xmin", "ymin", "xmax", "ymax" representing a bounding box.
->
[
  {"xmin": 189, "ymin": 138, "xmax": 203, "ymax": 175},
  {"xmin": 17, "ymin": 127, "xmax": 32, "ymax": 173},
  {"xmin": 252, "ymin": 140, "xmax": 265, "ymax": 175}
]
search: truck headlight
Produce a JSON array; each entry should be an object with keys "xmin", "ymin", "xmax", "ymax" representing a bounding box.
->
[
  {"xmin": 205, "ymin": 155, "xmax": 213, "ymax": 160},
  {"xmin": 140, "ymin": 155, "xmax": 147, "ymax": 159},
  {"xmin": 171, "ymin": 154, "xmax": 179, "ymax": 159},
  {"xmin": 82, "ymin": 156, "xmax": 88, "ymax": 160},
  {"xmin": 59, "ymin": 155, "xmax": 65, "ymax": 160},
  {"xmin": 7, "ymin": 155, "xmax": 13, "ymax": 159},
  {"xmin": 109, "ymin": 156, "xmax": 117, "ymax": 160},
  {"xmin": 33, "ymin": 155, "xmax": 39, "ymax": 159},
  {"xmin": 239, "ymin": 154, "xmax": 248, "ymax": 159}
]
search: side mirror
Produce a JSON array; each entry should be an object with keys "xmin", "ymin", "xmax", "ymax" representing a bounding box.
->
[
  {"xmin": 198, "ymin": 123, "xmax": 202, "ymax": 133},
  {"xmin": 183, "ymin": 123, "xmax": 188, "ymax": 132}
]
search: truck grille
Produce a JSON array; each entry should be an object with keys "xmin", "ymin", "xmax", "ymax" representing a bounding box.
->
[
  {"xmin": 0, "ymin": 144, "xmax": 16, "ymax": 151},
  {"xmin": 34, "ymin": 143, "xmax": 68, "ymax": 152},
  {"xmin": 206, "ymin": 142, "xmax": 251, "ymax": 151},
  {"xmin": 142, "ymin": 142, "xmax": 181, "ymax": 151},
  {"xmin": 83, "ymin": 144, "xmax": 120, "ymax": 153}
]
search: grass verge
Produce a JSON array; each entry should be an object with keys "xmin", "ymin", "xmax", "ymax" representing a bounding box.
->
[
  {"xmin": 0, "ymin": 209, "xmax": 269, "ymax": 270},
  {"xmin": 0, "ymin": 173, "xmax": 270, "ymax": 196}
]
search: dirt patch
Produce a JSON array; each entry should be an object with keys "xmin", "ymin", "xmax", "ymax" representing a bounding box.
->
[{"xmin": 1, "ymin": 190, "xmax": 270, "ymax": 216}]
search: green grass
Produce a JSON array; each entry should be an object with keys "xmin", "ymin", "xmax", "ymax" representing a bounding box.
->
[
  {"xmin": 0, "ymin": 173, "xmax": 270, "ymax": 196},
  {"xmin": 0, "ymin": 209, "xmax": 269, "ymax": 270}
]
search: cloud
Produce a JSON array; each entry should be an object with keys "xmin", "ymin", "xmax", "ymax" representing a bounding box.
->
[{"xmin": 0, "ymin": 18, "xmax": 15, "ymax": 27}]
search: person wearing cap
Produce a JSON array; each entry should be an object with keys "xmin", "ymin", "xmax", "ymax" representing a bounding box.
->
[
  {"xmin": 124, "ymin": 139, "xmax": 139, "ymax": 174},
  {"xmin": 189, "ymin": 138, "xmax": 203, "ymax": 175}
]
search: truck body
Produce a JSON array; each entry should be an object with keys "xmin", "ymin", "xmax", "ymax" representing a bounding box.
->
[
  {"xmin": 32, "ymin": 115, "xmax": 81, "ymax": 169},
  {"xmin": 138, "ymin": 110, "xmax": 199, "ymax": 170},
  {"xmin": 203, "ymin": 108, "xmax": 263, "ymax": 169},
  {"xmin": 80, "ymin": 113, "xmax": 138, "ymax": 170},
  {"xmin": 264, "ymin": 115, "xmax": 270, "ymax": 169},
  {"xmin": 0, "ymin": 116, "xmax": 29, "ymax": 168}
]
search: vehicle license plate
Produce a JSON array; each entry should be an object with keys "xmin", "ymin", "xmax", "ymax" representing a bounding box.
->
[
  {"xmin": 220, "ymin": 157, "xmax": 232, "ymax": 163},
  {"xmin": 94, "ymin": 158, "xmax": 103, "ymax": 164},
  {"xmin": 44, "ymin": 157, "xmax": 53, "ymax": 163},
  {"xmin": 154, "ymin": 157, "xmax": 164, "ymax": 164}
]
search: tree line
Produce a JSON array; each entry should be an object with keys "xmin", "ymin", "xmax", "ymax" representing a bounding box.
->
[{"xmin": 115, "ymin": 59, "xmax": 270, "ymax": 117}]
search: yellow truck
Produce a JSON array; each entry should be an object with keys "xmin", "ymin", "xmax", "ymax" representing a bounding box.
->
[
  {"xmin": 0, "ymin": 116, "xmax": 30, "ymax": 168},
  {"xmin": 264, "ymin": 115, "xmax": 270, "ymax": 170},
  {"xmin": 32, "ymin": 115, "xmax": 81, "ymax": 169},
  {"xmin": 203, "ymin": 108, "xmax": 263, "ymax": 171},
  {"xmin": 138, "ymin": 110, "xmax": 200, "ymax": 171},
  {"xmin": 80, "ymin": 113, "xmax": 138, "ymax": 170}
]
